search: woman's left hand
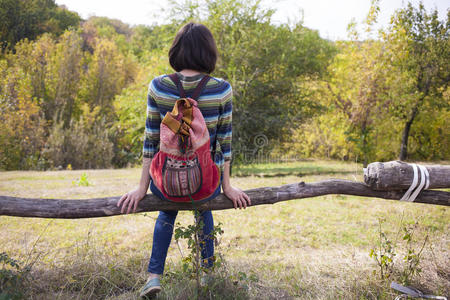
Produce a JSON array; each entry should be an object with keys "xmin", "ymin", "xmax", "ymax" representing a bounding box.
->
[
  {"xmin": 223, "ymin": 186, "xmax": 251, "ymax": 209},
  {"xmin": 117, "ymin": 187, "xmax": 147, "ymax": 214}
]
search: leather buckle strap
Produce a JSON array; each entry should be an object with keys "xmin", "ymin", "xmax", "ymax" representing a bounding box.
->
[
  {"xmin": 162, "ymin": 99, "xmax": 193, "ymax": 136},
  {"xmin": 163, "ymin": 73, "xmax": 211, "ymax": 136},
  {"xmin": 162, "ymin": 112, "xmax": 191, "ymax": 136}
]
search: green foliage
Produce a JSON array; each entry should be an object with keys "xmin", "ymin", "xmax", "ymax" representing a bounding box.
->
[
  {"xmin": 203, "ymin": 0, "xmax": 337, "ymax": 161},
  {"xmin": 0, "ymin": 252, "xmax": 30, "ymax": 300},
  {"xmin": 369, "ymin": 218, "xmax": 429, "ymax": 285},
  {"xmin": 287, "ymin": 1, "xmax": 449, "ymax": 163},
  {"xmin": 285, "ymin": 38, "xmax": 388, "ymax": 164},
  {"xmin": 369, "ymin": 218, "xmax": 396, "ymax": 280},
  {"xmin": 159, "ymin": 0, "xmax": 337, "ymax": 162},
  {"xmin": 0, "ymin": 25, "xmax": 136, "ymax": 170},
  {"xmin": 381, "ymin": 2, "xmax": 449, "ymax": 160},
  {"xmin": 174, "ymin": 210, "xmax": 224, "ymax": 295},
  {"xmin": 129, "ymin": 24, "xmax": 177, "ymax": 59},
  {"xmin": 113, "ymin": 54, "xmax": 172, "ymax": 165},
  {"xmin": 0, "ymin": 0, "xmax": 447, "ymax": 170},
  {"xmin": 0, "ymin": 0, "xmax": 80, "ymax": 51},
  {"xmin": 0, "ymin": 54, "xmax": 47, "ymax": 170},
  {"xmin": 47, "ymin": 30, "xmax": 84, "ymax": 128},
  {"xmin": 399, "ymin": 223, "xmax": 428, "ymax": 285},
  {"xmin": 78, "ymin": 37, "xmax": 136, "ymax": 117},
  {"xmin": 43, "ymin": 106, "xmax": 115, "ymax": 169},
  {"xmin": 289, "ymin": 112, "xmax": 357, "ymax": 161},
  {"xmin": 72, "ymin": 173, "xmax": 91, "ymax": 186}
]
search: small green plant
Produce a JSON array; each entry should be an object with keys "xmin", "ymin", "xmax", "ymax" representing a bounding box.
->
[
  {"xmin": 400, "ymin": 222, "xmax": 428, "ymax": 285},
  {"xmin": 369, "ymin": 218, "xmax": 396, "ymax": 280},
  {"xmin": 72, "ymin": 173, "xmax": 90, "ymax": 186},
  {"xmin": 369, "ymin": 218, "xmax": 429, "ymax": 284},
  {"xmin": 174, "ymin": 209, "xmax": 224, "ymax": 296},
  {"xmin": 0, "ymin": 252, "xmax": 30, "ymax": 300}
]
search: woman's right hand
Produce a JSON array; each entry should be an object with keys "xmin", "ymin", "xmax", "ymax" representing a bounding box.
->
[{"xmin": 117, "ymin": 187, "xmax": 147, "ymax": 214}]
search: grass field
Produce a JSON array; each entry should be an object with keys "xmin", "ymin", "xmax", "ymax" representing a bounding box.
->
[{"xmin": 0, "ymin": 160, "xmax": 449, "ymax": 299}]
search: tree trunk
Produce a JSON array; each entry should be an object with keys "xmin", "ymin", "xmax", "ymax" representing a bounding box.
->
[
  {"xmin": 1, "ymin": 179, "xmax": 449, "ymax": 219},
  {"xmin": 399, "ymin": 106, "xmax": 419, "ymax": 161},
  {"xmin": 364, "ymin": 161, "xmax": 450, "ymax": 190},
  {"xmin": 361, "ymin": 122, "xmax": 369, "ymax": 168}
]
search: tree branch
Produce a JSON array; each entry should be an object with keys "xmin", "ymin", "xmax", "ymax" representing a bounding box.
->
[{"xmin": 0, "ymin": 179, "xmax": 448, "ymax": 219}]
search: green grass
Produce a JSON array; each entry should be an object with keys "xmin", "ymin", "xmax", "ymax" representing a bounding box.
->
[
  {"xmin": 232, "ymin": 159, "xmax": 360, "ymax": 177},
  {"xmin": 0, "ymin": 160, "xmax": 449, "ymax": 299}
]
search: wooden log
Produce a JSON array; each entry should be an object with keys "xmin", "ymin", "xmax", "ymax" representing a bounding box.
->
[
  {"xmin": 364, "ymin": 161, "xmax": 450, "ymax": 190},
  {"xmin": 0, "ymin": 179, "xmax": 448, "ymax": 219}
]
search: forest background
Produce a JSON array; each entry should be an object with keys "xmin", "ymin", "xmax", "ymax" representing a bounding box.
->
[{"xmin": 0, "ymin": 0, "xmax": 448, "ymax": 171}]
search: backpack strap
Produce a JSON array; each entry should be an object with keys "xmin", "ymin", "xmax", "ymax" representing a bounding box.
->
[
  {"xmin": 169, "ymin": 73, "xmax": 186, "ymax": 98},
  {"xmin": 191, "ymin": 75, "xmax": 210, "ymax": 100},
  {"xmin": 168, "ymin": 73, "xmax": 210, "ymax": 100}
]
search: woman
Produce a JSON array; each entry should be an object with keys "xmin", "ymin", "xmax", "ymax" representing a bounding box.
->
[{"xmin": 117, "ymin": 22, "xmax": 251, "ymax": 298}]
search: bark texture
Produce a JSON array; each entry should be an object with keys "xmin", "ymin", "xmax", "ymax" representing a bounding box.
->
[{"xmin": 364, "ymin": 161, "xmax": 450, "ymax": 190}]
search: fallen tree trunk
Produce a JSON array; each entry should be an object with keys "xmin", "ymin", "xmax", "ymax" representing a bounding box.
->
[
  {"xmin": 1, "ymin": 179, "xmax": 448, "ymax": 219},
  {"xmin": 364, "ymin": 161, "xmax": 450, "ymax": 190}
]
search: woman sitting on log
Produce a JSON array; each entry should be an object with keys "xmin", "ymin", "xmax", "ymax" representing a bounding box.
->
[{"xmin": 117, "ymin": 22, "xmax": 251, "ymax": 298}]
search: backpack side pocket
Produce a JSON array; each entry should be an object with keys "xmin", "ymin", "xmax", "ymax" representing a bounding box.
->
[{"xmin": 162, "ymin": 156, "xmax": 202, "ymax": 197}]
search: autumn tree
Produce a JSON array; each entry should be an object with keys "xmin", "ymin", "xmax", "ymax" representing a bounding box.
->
[
  {"xmin": 47, "ymin": 30, "xmax": 84, "ymax": 128},
  {"xmin": 78, "ymin": 38, "xmax": 136, "ymax": 118},
  {"xmin": 0, "ymin": 52, "xmax": 46, "ymax": 169},
  {"xmin": 382, "ymin": 3, "xmax": 449, "ymax": 160},
  {"xmin": 299, "ymin": 1, "xmax": 387, "ymax": 166}
]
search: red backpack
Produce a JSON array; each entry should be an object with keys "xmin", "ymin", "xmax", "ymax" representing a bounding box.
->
[{"xmin": 149, "ymin": 74, "xmax": 221, "ymax": 203}]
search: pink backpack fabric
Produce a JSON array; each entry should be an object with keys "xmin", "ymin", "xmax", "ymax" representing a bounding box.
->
[{"xmin": 149, "ymin": 74, "xmax": 221, "ymax": 203}]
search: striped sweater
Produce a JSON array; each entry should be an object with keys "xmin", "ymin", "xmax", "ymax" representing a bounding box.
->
[{"xmin": 143, "ymin": 72, "xmax": 232, "ymax": 170}]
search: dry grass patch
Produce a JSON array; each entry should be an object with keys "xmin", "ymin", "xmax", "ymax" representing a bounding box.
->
[{"xmin": 0, "ymin": 160, "xmax": 448, "ymax": 299}]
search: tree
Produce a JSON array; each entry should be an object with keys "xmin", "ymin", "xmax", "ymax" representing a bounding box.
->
[
  {"xmin": 288, "ymin": 1, "xmax": 449, "ymax": 163},
  {"xmin": 167, "ymin": 0, "xmax": 335, "ymax": 162},
  {"xmin": 325, "ymin": 38, "xmax": 387, "ymax": 166},
  {"xmin": 47, "ymin": 30, "xmax": 83, "ymax": 128},
  {"xmin": 309, "ymin": 1, "xmax": 387, "ymax": 166},
  {"xmin": 382, "ymin": 3, "xmax": 449, "ymax": 160},
  {"xmin": 0, "ymin": 0, "xmax": 80, "ymax": 51},
  {"xmin": 78, "ymin": 38, "xmax": 135, "ymax": 118},
  {"xmin": 0, "ymin": 54, "xmax": 46, "ymax": 169}
]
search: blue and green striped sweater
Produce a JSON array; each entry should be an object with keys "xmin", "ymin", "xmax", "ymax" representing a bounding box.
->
[{"xmin": 143, "ymin": 72, "xmax": 232, "ymax": 170}]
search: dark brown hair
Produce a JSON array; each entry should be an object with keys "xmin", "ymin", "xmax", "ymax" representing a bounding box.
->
[{"xmin": 169, "ymin": 22, "xmax": 218, "ymax": 74}]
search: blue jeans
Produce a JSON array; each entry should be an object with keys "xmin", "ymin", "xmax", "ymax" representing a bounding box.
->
[
  {"xmin": 147, "ymin": 168, "xmax": 222, "ymax": 274},
  {"xmin": 147, "ymin": 210, "xmax": 215, "ymax": 274}
]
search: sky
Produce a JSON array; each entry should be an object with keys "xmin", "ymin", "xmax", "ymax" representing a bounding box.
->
[{"xmin": 54, "ymin": 0, "xmax": 449, "ymax": 40}]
